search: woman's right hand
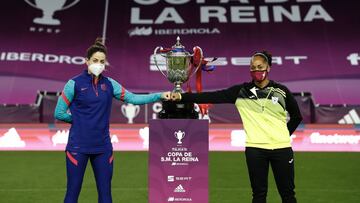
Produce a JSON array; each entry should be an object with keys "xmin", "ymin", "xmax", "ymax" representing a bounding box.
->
[{"xmin": 171, "ymin": 92, "xmax": 181, "ymax": 101}]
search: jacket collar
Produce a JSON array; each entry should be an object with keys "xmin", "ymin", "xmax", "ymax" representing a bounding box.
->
[{"xmin": 250, "ymin": 80, "xmax": 274, "ymax": 89}]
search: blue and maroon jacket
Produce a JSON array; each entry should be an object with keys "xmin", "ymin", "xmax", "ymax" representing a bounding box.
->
[{"xmin": 54, "ymin": 70, "xmax": 162, "ymax": 153}]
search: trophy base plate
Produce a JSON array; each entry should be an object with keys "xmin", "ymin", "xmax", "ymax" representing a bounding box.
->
[{"xmin": 158, "ymin": 101, "xmax": 198, "ymax": 119}]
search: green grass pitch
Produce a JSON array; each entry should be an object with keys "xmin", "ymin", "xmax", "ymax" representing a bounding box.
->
[{"xmin": 0, "ymin": 152, "xmax": 359, "ymax": 203}]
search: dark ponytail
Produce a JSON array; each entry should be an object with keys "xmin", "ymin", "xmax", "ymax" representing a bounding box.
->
[{"xmin": 86, "ymin": 37, "xmax": 107, "ymax": 59}]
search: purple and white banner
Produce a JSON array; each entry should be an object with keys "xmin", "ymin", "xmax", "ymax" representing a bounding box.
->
[
  {"xmin": 1, "ymin": 123, "xmax": 360, "ymax": 152},
  {"xmin": 1, "ymin": 0, "xmax": 360, "ymax": 104},
  {"xmin": 149, "ymin": 119, "xmax": 209, "ymax": 203}
]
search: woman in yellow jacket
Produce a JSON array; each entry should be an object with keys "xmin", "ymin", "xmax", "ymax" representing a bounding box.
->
[{"xmin": 172, "ymin": 51, "xmax": 302, "ymax": 203}]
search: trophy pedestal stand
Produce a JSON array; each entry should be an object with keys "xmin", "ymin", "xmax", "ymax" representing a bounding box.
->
[
  {"xmin": 149, "ymin": 119, "xmax": 209, "ymax": 203},
  {"xmin": 158, "ymin": 101, "xmax": 198, "ymax": 119}
]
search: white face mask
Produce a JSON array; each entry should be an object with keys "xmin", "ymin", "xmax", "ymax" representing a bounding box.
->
[{"xmin": 88, "ymin": 63, "xmax": 105, "ymax": 76}]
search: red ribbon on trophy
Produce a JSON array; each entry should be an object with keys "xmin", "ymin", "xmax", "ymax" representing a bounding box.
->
[{"xmin": 189, "ymin": 46, "xmax": 216, "ymax": 116}]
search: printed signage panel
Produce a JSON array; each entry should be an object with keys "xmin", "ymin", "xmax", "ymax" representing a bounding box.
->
[{"xmin": 149, "ymin": 119, "xmax": 209, "ymax": 203}]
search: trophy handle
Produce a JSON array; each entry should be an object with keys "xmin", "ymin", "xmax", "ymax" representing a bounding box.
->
[
  {"xmin": 121, "ymin": 104, "xmax": 126, "ymax": 116},
  {"xmin": 153, "ymin": 46, "xmax": 168, "ymax": 79},
  {"xmin": 135, "ymin": 105, "xmax": 140, "ymax": 116},
  {"xmin": 188, "ymin": 46, "xmax": 204, "ymax": 79},
  {"xmin": 24, "ymin": 0, "xmax": 38, "ymax": 9},
  {"xmin": 60, "ymin": 0, "xmax": 81, "ymax": 10}
]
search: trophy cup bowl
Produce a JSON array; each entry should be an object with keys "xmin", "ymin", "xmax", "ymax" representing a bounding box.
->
[
  {"xmin": 166, "ymin": 52, "xmax": 192, "ymax": 92},
  {"xmin": 153, "ymin": 36, "xmax": 203, "ymax": 119}
]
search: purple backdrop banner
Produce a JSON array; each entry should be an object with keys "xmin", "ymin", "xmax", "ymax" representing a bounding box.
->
[
  {"xmin": 1, "ymin": 0, "xmax": 360, "ymax": 104},
  {"xmin": 149, "ymin": 119, "xmax": 208, "ymax": 203}
]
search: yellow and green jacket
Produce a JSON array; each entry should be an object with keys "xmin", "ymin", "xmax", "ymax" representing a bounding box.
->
[{"xmin": 181, "ymin": 80, "xmax": 302, "ymax": 150}]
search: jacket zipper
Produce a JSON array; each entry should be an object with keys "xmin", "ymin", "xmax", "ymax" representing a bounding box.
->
[{"xmin": 92, "ymin": 77, "xmax": 99, "ymax": 97}]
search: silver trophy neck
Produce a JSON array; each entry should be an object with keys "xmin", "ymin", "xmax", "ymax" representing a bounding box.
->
[{"xmin": 173, "ymin": 82, "xmax": 183, "ymax": 93}]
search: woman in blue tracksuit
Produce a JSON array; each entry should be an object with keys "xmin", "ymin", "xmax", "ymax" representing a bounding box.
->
[{"xmin": 54, "ymin": 38, "xmax": 170, "ymax": 203}]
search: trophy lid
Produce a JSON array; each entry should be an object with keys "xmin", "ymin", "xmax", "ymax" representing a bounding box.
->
[
  {"xmin": 172, "ymin": 36, "xmax": 185, "ymax": 49},
  {"xmin": 170, "ymin": 36, "xmax": 189, "ymax": 55}
]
